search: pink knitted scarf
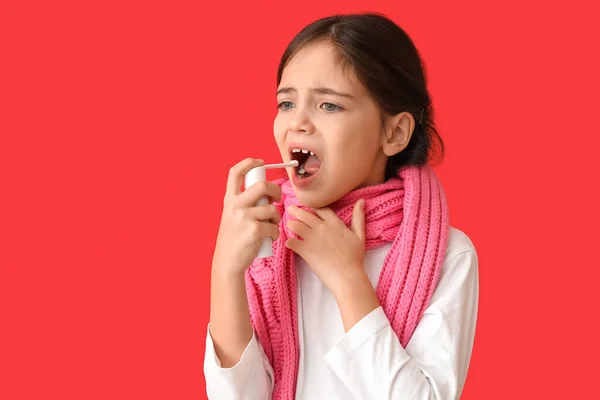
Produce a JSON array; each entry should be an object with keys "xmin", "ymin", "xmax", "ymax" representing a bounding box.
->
[{"xmin": 245, "ymin": 164, "xmax": 449, "ymax": 399}]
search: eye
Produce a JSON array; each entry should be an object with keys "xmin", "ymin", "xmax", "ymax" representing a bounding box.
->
[
  {"xmin": 321, "ymin": 102, "xmax": 342, "ymax": 112},
  {"xmin": 278, "ymin": 101, "xmax": 295, "ymax": 111}
]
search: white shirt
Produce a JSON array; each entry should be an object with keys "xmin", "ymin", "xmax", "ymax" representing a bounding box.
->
[{"xmin": 204, "ymin": 226, "xmax": 479, "ymax": 399}]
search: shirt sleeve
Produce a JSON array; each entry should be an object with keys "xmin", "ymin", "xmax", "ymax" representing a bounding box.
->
[
  {"xmin": 203, "ymin": 324, "xmax": 274, "ymax": 400},
  {"xmin": 323, "ymin": 249, "xmax": 479, "ymax": 400}
]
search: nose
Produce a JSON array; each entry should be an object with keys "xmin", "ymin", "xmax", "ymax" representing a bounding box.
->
[{"xmin": 288, "ymin": 105, "xmax": 314, "ymax": 135}]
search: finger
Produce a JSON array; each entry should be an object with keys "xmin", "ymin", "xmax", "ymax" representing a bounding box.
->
[
  {"xmin": 267, "ymin": 193, "xmax": 283, "ymax": 205},
  {"xmin": 351, "ymin": 199, "xmax": 366, "ymax": 245},
  {"xmin": 287, "ymin": 205, "xmax": 322, "ymax": 228},
  {"xmin": 286, "ymin": 219, "xmax": 311, "ymax": 239},
  {"xmin": 239, "ymin": 181, "xmax": 282, "ymax": 206},
  {"xmin": 285, "ymin": 237, "xmax": 304, "ymax": 254},
  {"xmin": 247, "ymin": 204, "xmax": 282, "ymax": 225},
  {"xmin": 226, "ymin": 158, "xmax": 264, "ymax": 197},
  {"xmin": 257, "ymin": 221, "xmax": 280, "ymax": 240},
  {"xmin": 267, "ymin": 188, "xmax": 283, "ymax": 204},
  {"xmin": 313, "ymin": 207, "xmax": 338, "ymax": 221}
]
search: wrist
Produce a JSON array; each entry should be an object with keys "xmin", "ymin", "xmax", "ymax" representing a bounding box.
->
[
  {"xmin": 332, "ymin": 266, "xmax": 376, "ymax": 302},
  {"xmin": 331, "ymin": 266, "xmax": 370, "ymax": 298},
  {"xmin": 212, "ymin": 252, "xmax": 247, "ymax": 280},
  {"xmin": 213, "ymin": 265, "xmax": 246, "ymax": 282},
  {"xmin": 332, "ymin": 268, "xmax": 380, "ymax": 332}
]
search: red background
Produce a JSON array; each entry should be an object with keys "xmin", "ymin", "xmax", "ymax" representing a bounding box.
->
[{"xmin": 1, "ymin": 0, "xmax": 599, "ymax": 398}]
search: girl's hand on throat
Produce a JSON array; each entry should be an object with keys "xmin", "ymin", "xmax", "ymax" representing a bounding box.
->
[{"xmin": 285, "ymin": 199, "xmax": 367, "ymax": 294}]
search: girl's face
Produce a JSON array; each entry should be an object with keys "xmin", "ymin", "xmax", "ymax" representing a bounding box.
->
[{"xmin": 274, "ymin": 41, "xmax": 390, "ymax": 209}]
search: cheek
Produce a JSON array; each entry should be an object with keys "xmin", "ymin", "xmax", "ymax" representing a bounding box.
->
[
  {"xmin": 354, "ymin": 121, "xmax": 383, "ymax": 159},
  {"xmin": 273, "ymin": 115, "xmax": 285, "ymax": 144},
  {"xmin": 332, "ymin": 124, "xmax": 380, "ymax": 162}
]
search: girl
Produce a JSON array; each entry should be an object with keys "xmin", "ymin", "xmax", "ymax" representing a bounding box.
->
[{"xmin": 204, "ymin": 13, "xmax": 478, "ymax": 400}]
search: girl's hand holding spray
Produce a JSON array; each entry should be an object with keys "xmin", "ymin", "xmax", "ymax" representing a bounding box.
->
[{"xmin": 212, "ymin": 158, "xmax": 298, "ymax": 278}]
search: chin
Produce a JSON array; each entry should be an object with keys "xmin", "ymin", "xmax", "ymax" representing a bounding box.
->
[
  {"xmin": 286, "ymin": 167, "xmax": 354, "ymax": 208},
  {"xmin": 292, "ymin": 189, "xmax": 339, "ymax": 209}
]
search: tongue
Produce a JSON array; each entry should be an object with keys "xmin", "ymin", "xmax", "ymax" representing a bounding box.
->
[{"xmin": 303, "ymin": 154, "xmax": 321, "ymax": 174}]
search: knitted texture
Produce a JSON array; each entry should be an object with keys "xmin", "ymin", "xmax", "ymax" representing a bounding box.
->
[{"xmin": 245, "ymin": 164, "xmax": 449, "ymax": 399}]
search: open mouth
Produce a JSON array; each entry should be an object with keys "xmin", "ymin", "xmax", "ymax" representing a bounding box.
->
[{"xmin": 290, "ymin": 147, "xmax": 322, "ymax": 179}]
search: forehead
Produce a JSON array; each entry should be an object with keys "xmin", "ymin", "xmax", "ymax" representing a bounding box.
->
[{"xmin": 279, "ymin": 41, "xmax": 363, "ymax": 93}]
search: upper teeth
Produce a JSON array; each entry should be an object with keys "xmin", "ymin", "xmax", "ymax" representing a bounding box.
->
[{"xmin": 292, "ymin": 148, "xmax": 314, "ymax": 155}]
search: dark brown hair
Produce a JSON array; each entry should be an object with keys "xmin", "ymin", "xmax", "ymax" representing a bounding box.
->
[{"xmin": 277, "ymin": 13, "xmax": 445, "ymax": 180}]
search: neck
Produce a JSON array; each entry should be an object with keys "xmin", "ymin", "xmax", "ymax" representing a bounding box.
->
[{"xmin": 355, "ymin": 150, "xmax": 388, "ymax": 189}]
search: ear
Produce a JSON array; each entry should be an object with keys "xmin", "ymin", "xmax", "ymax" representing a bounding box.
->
[{"xmin": 381, "ymin": 112, "xmax": 415, "ymax": 157}]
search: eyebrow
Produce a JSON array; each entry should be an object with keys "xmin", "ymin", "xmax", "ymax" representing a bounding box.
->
[{"xmin": 276, "ymin": 86, "xmax": 355, "ymax": 99}]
